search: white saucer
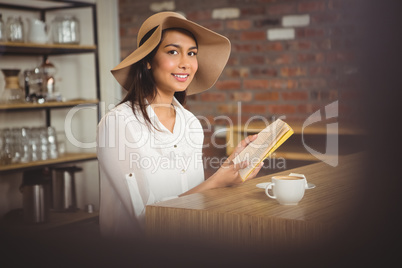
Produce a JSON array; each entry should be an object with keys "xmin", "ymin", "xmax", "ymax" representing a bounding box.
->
[{"xmin": 256, "ymin": 182, "xmax": 316, "ymax": 190}]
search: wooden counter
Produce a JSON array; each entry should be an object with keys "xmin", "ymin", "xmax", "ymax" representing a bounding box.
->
[{"xmin": 146, "ymin": 153, "xmax": 367, "ymax": 249}]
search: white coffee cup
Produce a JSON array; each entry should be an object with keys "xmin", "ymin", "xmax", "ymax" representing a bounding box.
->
[{"xmin": 265, "ymin": 175, "xmax": 306, "ymax": 205}]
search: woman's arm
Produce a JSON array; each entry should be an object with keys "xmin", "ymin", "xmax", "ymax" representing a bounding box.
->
[{"xmin": 179, "ymin": 134, "xmax": 263, "ymax": 197}]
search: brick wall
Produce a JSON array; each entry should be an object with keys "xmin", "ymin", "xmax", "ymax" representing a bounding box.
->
[{"xmin": 118, "ymin": 0, "xmax": 363, "ymax": 126}]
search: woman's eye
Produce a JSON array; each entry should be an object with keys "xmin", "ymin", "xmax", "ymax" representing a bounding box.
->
[
  {"xmin": 168, "ymin": 50, "xmax": 178, "ymax": 55},
  {"xmin": 188, "ymin": 51, "xmax": 197, "ymax": 56}
]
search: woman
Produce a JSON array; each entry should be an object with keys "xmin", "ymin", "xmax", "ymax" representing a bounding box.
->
[{"xmin": 97, "ymin": 12, "xmax": 263, "ymax": 239}]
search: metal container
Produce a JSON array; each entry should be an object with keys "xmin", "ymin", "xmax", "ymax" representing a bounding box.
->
[
  {"xmin": 20, "ymin": 169, "xmax": 51, "ymax": 224},
  {"xmin": 51, "ymin": 166, "xmax": 82, "ymax": 211}
]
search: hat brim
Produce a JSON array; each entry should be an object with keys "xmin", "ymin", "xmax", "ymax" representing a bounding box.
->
[{"xmin": 111, "ymin": 15, "xmax": 231, "ymax": 95}]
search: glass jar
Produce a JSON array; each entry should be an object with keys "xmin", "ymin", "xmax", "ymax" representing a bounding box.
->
[
  {"xmin": 52, "ymin": 15, "xmax": 80, "ymax": 44},
  {"xmin": 6, "ymin": 16, "xmax": 24, "ymax": 43},
  {"xmin": 1, "ymin": 69, "xmax": 25, "ymax": 104},
  {"xmin": 0, "ymin": 13, "xmax": 6, "ymax": 42}
]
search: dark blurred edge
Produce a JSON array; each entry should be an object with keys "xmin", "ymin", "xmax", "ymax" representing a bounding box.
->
[{"xmin": 1, "ymin": 0, "xmax": 402, "ymax": 267}]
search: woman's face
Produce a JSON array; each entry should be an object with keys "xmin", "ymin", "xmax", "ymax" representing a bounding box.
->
[{"xmin": 150, "ymin": 29, "xmax": 198, "ymax": 95}]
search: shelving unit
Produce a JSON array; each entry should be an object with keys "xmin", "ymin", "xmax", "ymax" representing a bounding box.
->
[
  {"xmin": 0, "ymin": 152, "xmax": 97, "ymax": 173},
  {"xmin": 0, "ymin": 0, "xmax": 101, "ymax": 230},
  {"xmin": 0, "ymin": 99, "xmax": 98, "ymax": 110},
  {"xmin": 0, "ymin": 41, "xmax": 97, "ymax": 55}
]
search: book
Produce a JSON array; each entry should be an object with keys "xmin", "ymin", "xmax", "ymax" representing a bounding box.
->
[{"xmin": 232, "ymin": 119, "xmax": 294, "ymax": 181}]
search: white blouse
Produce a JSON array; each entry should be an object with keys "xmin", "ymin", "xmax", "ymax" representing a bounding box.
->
[{"xmin": 96, "ymin": 97, "xmax": 205, "ymax": 239}]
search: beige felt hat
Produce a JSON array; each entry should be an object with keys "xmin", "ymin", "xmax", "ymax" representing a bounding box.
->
[{"xmin": 111, "ymin": 12, "xmax": 231, "ymax": 95}]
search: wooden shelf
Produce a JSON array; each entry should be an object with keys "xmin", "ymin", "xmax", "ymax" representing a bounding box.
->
[
  {"xmin": 0, "ymin": 42, "xmax": 97, "ymax": 55},
  {"xmin": 0, "ymin": 99, "xmax": 99, "ymax": 111},
  {"xmin": 0, "ymin": 152, "xmax": 97, "ymax": 173}
]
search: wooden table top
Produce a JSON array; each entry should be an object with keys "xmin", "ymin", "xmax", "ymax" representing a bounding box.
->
[{"xmin": 146, "ymin": 152, "xmax": 367, "ymax": 247}]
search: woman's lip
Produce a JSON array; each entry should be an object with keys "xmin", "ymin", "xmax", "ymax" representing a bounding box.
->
[{"xmin": 172, "ymin": 73, "xmax": 189, "ymax": 82}]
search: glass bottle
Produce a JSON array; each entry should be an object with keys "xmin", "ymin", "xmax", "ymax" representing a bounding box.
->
[{"xmin": 0, "ymin": 69, "xmax": 25, "ymax": 104}]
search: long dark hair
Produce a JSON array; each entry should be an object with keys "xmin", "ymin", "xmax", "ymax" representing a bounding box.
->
[{"xmin": 119, "ymin": 28, "xmax": 191, "ymax": 130}]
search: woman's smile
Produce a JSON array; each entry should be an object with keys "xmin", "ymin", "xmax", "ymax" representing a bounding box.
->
[{"xmin": 172, "ymin": 73, "xmax": 190, "ymax": 82}]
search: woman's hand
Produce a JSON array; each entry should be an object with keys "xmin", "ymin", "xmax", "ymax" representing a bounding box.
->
[
  {"xmin": 179, "ymin": 134, "xmax": 264, "ymax": 197},
  {"xmin": 208, "ymin": 134, "xmax": 263, "ymax": 188}
]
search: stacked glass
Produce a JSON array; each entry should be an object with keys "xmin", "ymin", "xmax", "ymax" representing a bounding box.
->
[{"xmin": 0, "ymin": 126, "xmax": 61, "ymax": 165}]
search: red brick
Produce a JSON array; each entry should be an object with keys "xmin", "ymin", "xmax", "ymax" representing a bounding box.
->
[
  {"xmin": 201, "ymin": 21, "xmax": 224, "ymax": 32},
  {"xmin": 297, "ymin": 104, "xmax": 321, "ymax": 114},
  {"xmin": 214, "ymin": 115, "xmax": 250, "ymax": 125},
  {"xmin": 268, "ymin": 105, "xmax": 296, "ymax": 114},
  {"xmin": 326, "ymin": 51, "xmax": 355, "ymax": 62},
  {"xmin": 186, "ymin": 10, "xmax": 211, "ymax": 21},
  {"xmin": 240, "ymin": 7, "xmax": 266, "ymax": 16},
  {"xmin": 297, "ymin": 53, "xmax": 325, "ymax": 63},
  {"xmin": 232, "ymin": 44, "xmax": 253, "ymax": 53},
  {"xmin": 286, "ymin": 40, "xmax": 312, "ymax": 51},
  {"xmin": 186, "ymin": 94, "xmax": 198, "ymax": 101},
  {"xmin": 310, "ymin": 90, "xmax": 338, "ymax": 101},
  {"xmin": 250, "ymin": 68, "xmax": 278, "ymax": 77},
  {"xmin": 231, "ymin": 92, "xmax": 253, "ymax": 101},
  {"xmin": 200, "ymin": 92, "xmax": 226, "ymax": 102},
  {"xmin": 280, "ymin": 67, "xmax": 307, "ymax": 77},
  {"xmin": 299, "ymin": 78, "xmax": 327, "ymax": 89},
  {"xmin": 227, "ymin": 56, "xmax": 240, "ymax": 66},
  {"xmin": 316, "ymin": 39, "xmax": 332, "ymax": 50},
  {"xmin": 217, "ymin": 104, "xmax": 239, "ymax": 114},
  {"xmin": 296, "ymin": 28, "xmax": 325, "ymax": 38},
  {"xmin": 126, "ymin": 27, "xmax": 140, "ymax": 36},
  {"xmin": 254, "ymin": 92, "xmax": 280, "ymax": 101},
  {"xmin": 256, "ymin": 42, "xmax": 284, "ymax": 52},
  {"xmin": 241, "ymin": 56, "xmax": 265, "ymax": 65},
  {"xmin": 311, "ymin": 13, "xmax": 341, "ymax": 24},
  {"xmin": 225, "ymin": 32, "xmax": 241, "ymax": 41},
  {"xmin": 242, "ymin": 104, "xmax": 267, "ymax": 114},
  {"xmin": 244, "ymin": 79, "xmax": 269, "ymax": 89},
  {"xmin": 340, "ymin": 89, "xmax": 362, "ymax": 100},
  {"xmin": 224, "ymin": 67, "xmax": 250, "ymax": 78},
  {"xmin": 241, "ymin": 31, "xmax": 266, "ymax": 41},
  {"xmin": 257, "ymin": 0, "xmax": 277, "ymax": 3},
  {"xmin": 281, "ymin": 91, "xmax": 309, "ymax": 100},
  {"xmin": 328, "ymin": 0, "xmax": 350, "ymax": 10},
  {"xmin": 254, "ymin": 18, "xmax": 281, "ymax": 28},
  {"xmin": 270, "ymin": 79, "xmax": 298, "ymax": 90},
  {"xmin": 267, "ymin": 3, "xmax": 297, "ymax": 15},
  {"xmin": 267, "ymin": 54, "xmax": 293, "ymax": 65},
  {"xmin": 329, "ymin": 25, "xmax": 355, "ymax": 36},
  {"xmin": 226, "ymin": 20, "xmax": 252, "ymax": 30},
  {"xmin": 309, "ymin": 66, "xmax": 337, "ymax": 76},
  {"xmin": 215, "ymin": 80, "xmax": 241, "ymax": 90},
  {"xmin": 298, "ymin": 1, "xmax": 326, "ymax": 12}
]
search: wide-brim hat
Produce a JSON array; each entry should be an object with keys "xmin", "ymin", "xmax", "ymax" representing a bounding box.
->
[{"xmin": 111, "ymin": 12, "xmax": 231, "ymax": 95}]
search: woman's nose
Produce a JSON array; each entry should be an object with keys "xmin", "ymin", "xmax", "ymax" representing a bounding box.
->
[{"xmin": 179, "ymin": 56, "xmax": 191, "ymax": 69}]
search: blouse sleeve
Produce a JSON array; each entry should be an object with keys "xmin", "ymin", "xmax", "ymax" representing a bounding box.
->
[{"xmin": 97, "ymin": 111, "xmax": 148, "ymax": 237}]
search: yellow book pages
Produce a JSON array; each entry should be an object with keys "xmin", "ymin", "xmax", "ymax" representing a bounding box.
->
[
  {"xmin": 231, "ymin": 119, "xmax": 294, "ymax": 181},
  {"xmin": 264, "ymin": 128, "xmax": 294, "ymax": 159},
  {"xmin": 239, "ymin": 128, "xmax": 294, "ymax": 181}
]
